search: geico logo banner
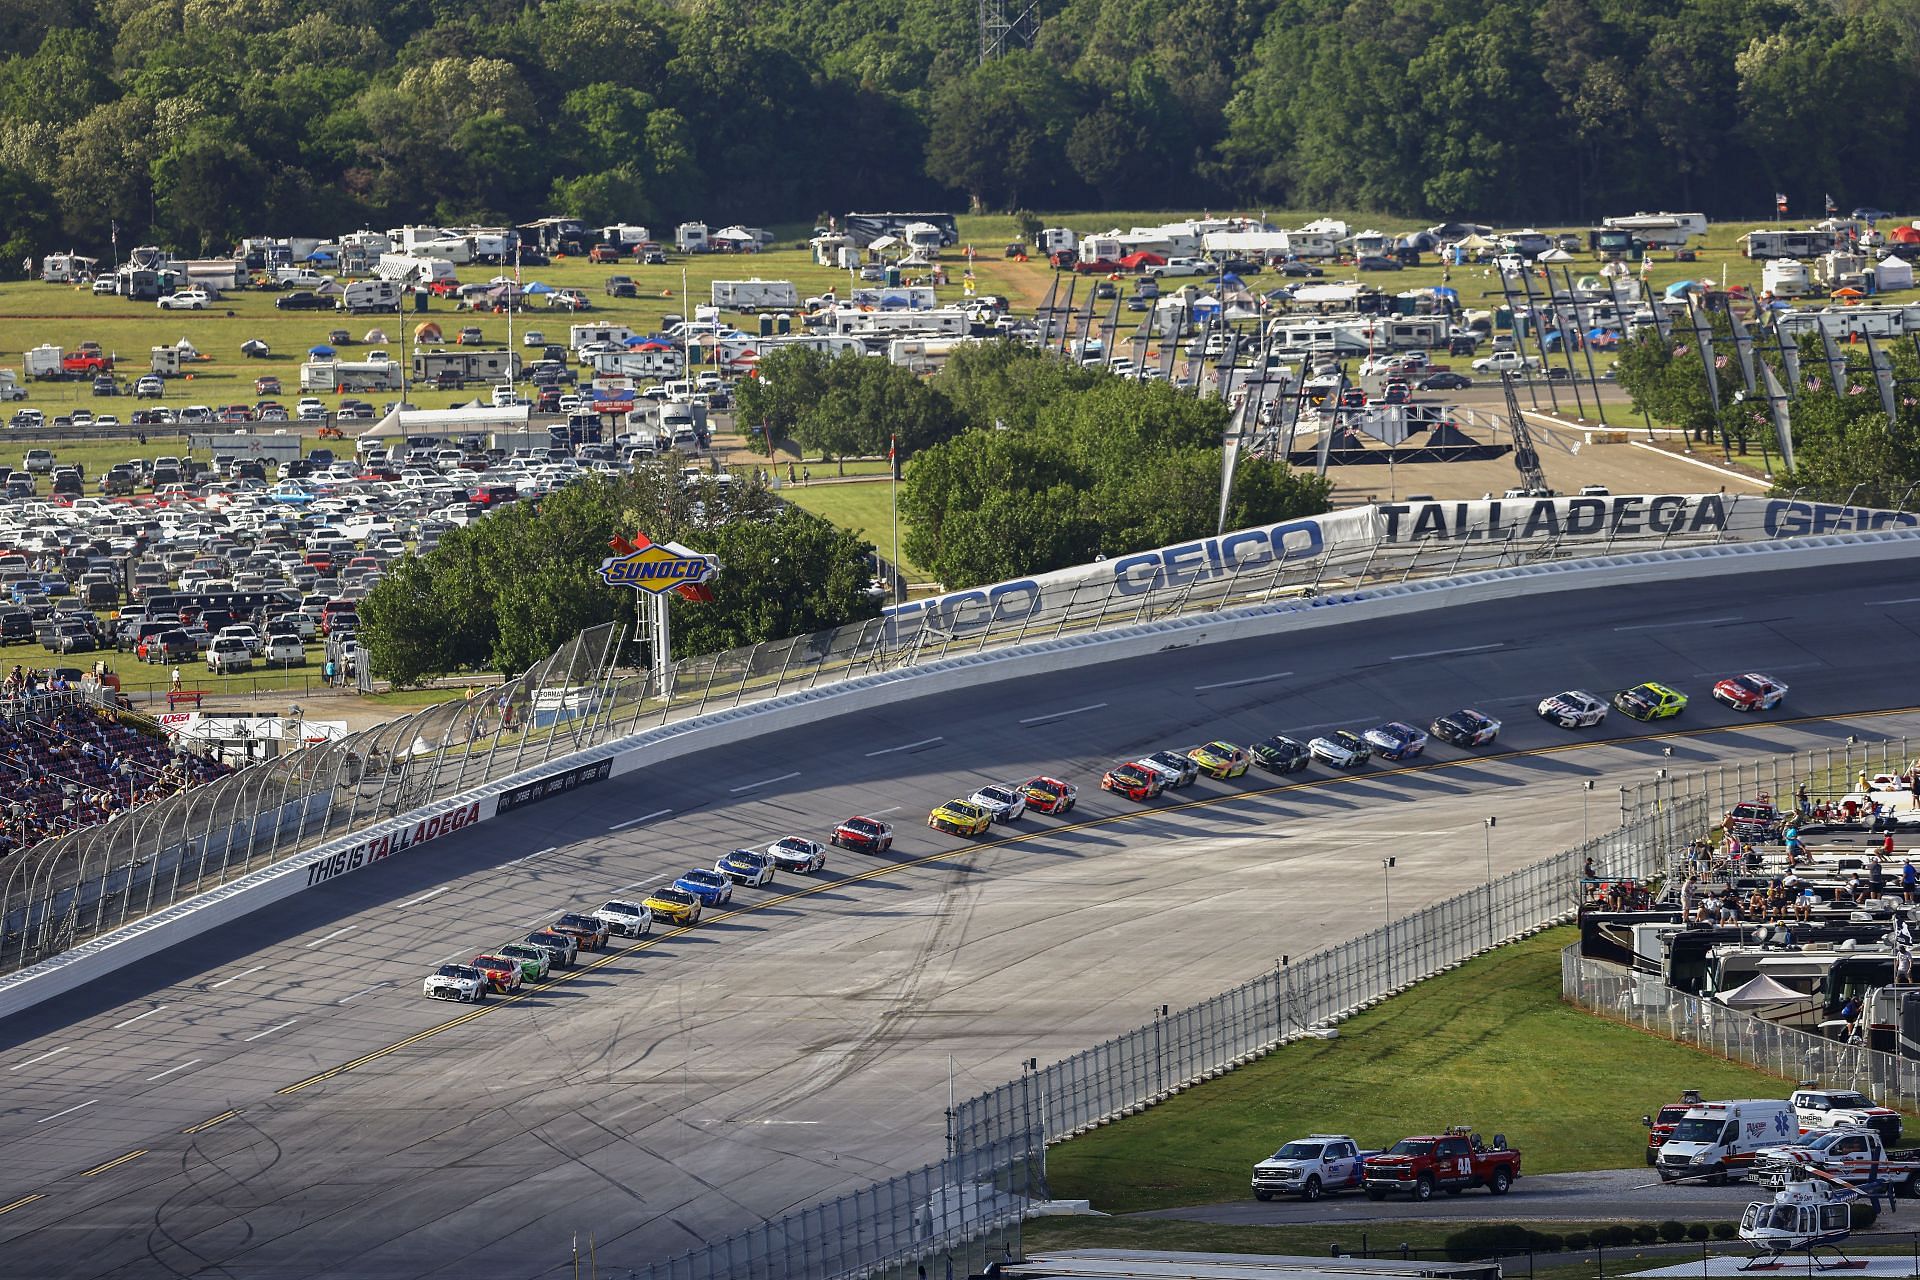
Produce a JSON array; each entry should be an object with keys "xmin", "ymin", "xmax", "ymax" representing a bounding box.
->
[
  {"xmin": 1377, "ymin": 494, "xmax": 1730, "ymax": 542},
  {"xmin": 305, "ymin": 800, "xmax": 485, "ymax": 887},
  {"xmin": 1763, "ymin": 501, "xmax": 1920, "ymax": 537}
]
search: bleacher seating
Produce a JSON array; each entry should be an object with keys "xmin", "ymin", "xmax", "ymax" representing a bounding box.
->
[{"xmin": 0, "ymin": 702, "xmax": 233, "ymax": 858}]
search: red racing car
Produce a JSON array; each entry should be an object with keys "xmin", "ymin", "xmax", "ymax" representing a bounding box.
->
[
  {"xmin": 830, "ymin": 815, "xmax": 894, "ymax": 854},
  {"xmin": 1102, "ymin": 762, "xmax": 1163, "ymax": 802},
  {"xmin": 1021, "ymin": 776, "xmax": 1078, "ymax": 815},
  {"xmin": 1713, "ymin": 672, "xmax": 1788, "ymax": 712}
]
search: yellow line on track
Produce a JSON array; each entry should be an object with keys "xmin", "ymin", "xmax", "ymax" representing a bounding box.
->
[
  {"xmin": 179, "ymin": 1110, "xmax": 237, "ymax": 1135},
  {"xmin": 0, "ymin": 1194, "xmax": 44, "ymax": 1215},
  {"xmin": 79, "ymin": 1149, "xmax": 147, "ymax": 1177}
]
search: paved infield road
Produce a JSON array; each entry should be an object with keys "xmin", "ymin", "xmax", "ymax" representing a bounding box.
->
[{"xmin": 0, "ymin": 557, "xmax": 1916, "ymax": 1278}]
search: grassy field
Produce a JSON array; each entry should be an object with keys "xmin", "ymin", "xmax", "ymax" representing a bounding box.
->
[
  {"xmin": 1043, "ymin": 929, "xmax": 1796, "ymax": 1215},
  {"xmin": 779, "ymin": 477, "xmax": 923, "ymax": 581}
]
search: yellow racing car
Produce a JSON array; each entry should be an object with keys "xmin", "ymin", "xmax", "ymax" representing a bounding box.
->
[
  {"xmin": 643, "ymin": 885, "xmax": 704, "ymax": 926},
  {"xmin": 1186, "ymin": 740, "xmax": 1252, "ymax": 779},
  {"xmin": 1612, "ymin": 681, "xmax": 1688, "ymax": 722},
  {"xmin": 928, "ymin": 798, "xmax": 993, "ymax": 837}
]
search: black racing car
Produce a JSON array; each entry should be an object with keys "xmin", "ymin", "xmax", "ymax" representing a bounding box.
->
[
  {"xmin": 1430, "ymin": 708, "xmax": 1502, "ymax": 749},
  {"xmin": 1252, "ymin": 734, "xmax": 1312, "ymax": 773}
]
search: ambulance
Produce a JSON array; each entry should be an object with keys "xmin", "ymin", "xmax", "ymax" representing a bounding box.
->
[{"xmin": 1653, "ymin": 1099, "xmax": 1796, "ymax": 1183}]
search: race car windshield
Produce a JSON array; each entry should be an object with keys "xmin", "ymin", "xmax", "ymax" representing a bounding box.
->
[
  {"xmin": 437, "ymin": 966, "xmax": 470, "ymax": 978},
  {"xmin": 1387, "ymin": 1139, "xmax": 1433, "ymax": 1156},
  {"xmin": 1274, "ymin": 1142, "xmax": 1324, "ymax": 1160},
  {"xmin": 603, "ymin": 902, "xmax": 637, "ymax": 914},
  {"xmin": 654, "ymin": 890, "xmax": 694, "ymax": 905},
  {"xmin": 685, "ymin": 872, "xmax": 720, "ymax": 885},
  {"xmin": 776, "ymin": 839, "xmax": 808, "ymax": 851},
  {"xmin": 848, "ymin": 820, "xmax": 878, "ymax": 833}
]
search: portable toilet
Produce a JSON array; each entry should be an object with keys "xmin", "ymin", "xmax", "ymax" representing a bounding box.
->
[{"xmin": 885, "ymin": 266, "xmax": 901, "ymax": 287}]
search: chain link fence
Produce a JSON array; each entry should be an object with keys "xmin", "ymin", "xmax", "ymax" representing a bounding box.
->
[
  {"xmin": 3, "ymin": 500, "xmax": 1821, "ymax": 977},
  {"xmin": 626, "ymin": 736, "xmax": 1705, "ymax": 1279}
]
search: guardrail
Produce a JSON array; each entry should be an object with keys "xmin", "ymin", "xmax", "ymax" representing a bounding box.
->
[
  {"xmin": 626, "ymin": 711, "xmax": 1697, "ymax": 1278},
  {"xmin": 1, "ymin": 497, "xmax": 1912, "ymax": 979}
]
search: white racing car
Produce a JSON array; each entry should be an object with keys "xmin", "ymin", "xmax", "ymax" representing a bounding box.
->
[
  {"xmin": 969, "ymin": 782, "xmax": 1029, "ymax": 822},
  {"xmin": 766, "ymin": 836, "xmax": 827, "ymax": 873},
  {"xmin": 1309, "ymin": 731, "xmax": 1372, "ymax": 768},
  {"xmin": 591, "ymin": 899, "xmax": 655, "ymax": 938},
  {"xmin": 1537, "ymin": 689, "xmax": 1607, "ymax": 729},
  {"xmin": 423, "ymin": 963, "xmax": 488, "ymax": 1002},
  {"xmin": 1142, "ymin": 750, "xmax": 1201, "ymax": 788}
]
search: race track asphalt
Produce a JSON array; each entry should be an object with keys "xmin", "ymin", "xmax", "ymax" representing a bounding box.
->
[{"xmin": 0, "ymin": 556, "xmax": 1916, "ymax": 1279}]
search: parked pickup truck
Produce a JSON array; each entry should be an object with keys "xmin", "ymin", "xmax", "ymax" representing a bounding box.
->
[
  {"xmin": 1470, "ymin": 350, "xmax": 1536, "ymax": 375},
  {"xmin": 1363, "ymin": 1127, "xmax": 1521, "ymax": 1201},
  {"xmin": 1252, "ymin": 1134, "xmax": 1376, "ymax": 1201},
  {"xmin": 62, "ymin": 349, "xmax": 112, "ymax": 376},
  {"xmin": 1791, "ymin": 1089, "xmax": 1903, "ymax": 1145},
  {"xmin": 1754, "ymin": 1126, "xmax": 1920, "ymax": 1192}
]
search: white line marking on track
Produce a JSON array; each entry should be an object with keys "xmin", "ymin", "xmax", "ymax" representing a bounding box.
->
[
  {"xmin": 38, "ymin": 1099, "xmax": 96, "ymax": 1125},
  {"xmin": 1194, "ymin": 672, "xmax": 1293, "ymax": 691},
  {"xmin": 9, "ymin": 1046, "xmax": 67, "ymax": 1071},
  {"xmin": 243, "ymin": 1019, "xmax": 299, "ymax": 1043},
  {"xmin": 1390, "ymin": 644, "xmax": 1504, "ymax": 661},
  {"xmin": 1868, "ymin": 597, "xmax": 1920, "ymax": 606},
  {"xmin": 609, "ymin": 809, "xmax": 672, "ymax": 831},
  {"xmin": 147, "ymin": 1059, "xmax": 200, "ymax": 1082},
  {"xmin": 113, "ymin": 1007, "xmax": 166, "ymax": 1030},
  {"xmin": 503, "ymin": 846, "xmax": 557, "ymax": 867},
  {"xmin": 755, "ymin": 1119, "xmax": 821, "ymax": 1125},
  {"xmin": 305, "ymin": 925, "xmax": 357, "ymax": 948},
  {"xmin": 209, "ymin": 965, "xmax": 264, "ymax": 989},
  {"xmin": 865, "ymin": 737, "xmax": 944, "ymax": 757},
  {"xmin": 1614, "ymin": 615, "xmax": 1742, "ymax": 632},
  {"xmin": 337, "ymin": 982, "xmax": 392, "ymax": 1005},
  {"xmin": 867, "ymin": 805, "xmax": 902, "ymax": 816},
  {"xmin": 399, "ymin": 887, "xmax": 448, "ymax": 907},
  {"xmin": 731, "ymin": 772, "xmax": 800, "ymax": 794},
  {"xmin": 1020, "ymin": 702, "xmax": 1108, "ymax": 725}
]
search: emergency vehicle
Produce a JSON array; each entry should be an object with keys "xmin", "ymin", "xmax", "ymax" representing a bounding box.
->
[{"xmin": 1654, "ymin": 1098, "xmax": 1797, "ymax": 1183}]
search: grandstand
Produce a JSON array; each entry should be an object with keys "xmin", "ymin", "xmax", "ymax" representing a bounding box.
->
[{"xmin": 0, "ymin": 688, "xmax": 232, "ymax": 858}]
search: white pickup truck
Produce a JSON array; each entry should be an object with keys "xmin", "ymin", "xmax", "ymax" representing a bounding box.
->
[
  {"xmin": 1792, "ymin": 1089, "xmax": 1903, "ymax": 1144},
  {"xmin": 1471, "ymin": 350, "xmax": 1537, "ymax": 374},
  {"xmin": 1251, "ymin": 1134, "xmax": 1375, "ymax": 1201},
  {"xmin": 1754, "ymin": 1125, "xmax": 1920, "ymax": 1191},
  {"xmin": 1149, "ymin": 256, "xmax": 1212, "ymax": 278}
]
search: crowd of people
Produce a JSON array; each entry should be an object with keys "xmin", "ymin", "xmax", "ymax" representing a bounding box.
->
[{"xmin": 0, "ymin": 701, "xmax": 232, "ymax": 858}]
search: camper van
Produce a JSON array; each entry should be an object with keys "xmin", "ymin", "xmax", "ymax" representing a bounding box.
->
[
  {"xmin": 1603, "ymin": 211, "xmax": 1708, "ymax": 249},
  {"xmin": 591, "ymin": 348, "xmax": 686, "ymax": 379},
  {"xmin": 1762, "ymin": 259, "xmax": 1811, "ymax": 298},
  {"xmin": 676, "ymin": 222, "xmax": 709, "ymax": 254},
  {"xmin": 40, "ymin": 252, "xmax": 99, "ymax": 283},
  {"xmin": 818, "ymin": 308, "xmax": 971, "ymax": 339},
  {"xmin": 710, "ymin": 279, "xmax": 799, "ymax": 312},
  {"xmin": 1037, "ymin": 227, "xmax": 1077, "ymax": 255},
  {"xmin": 568, "ymin": 324, "xmax": 639, "ymax": 352},
  {"xmin": 1741, "ymin": 230, "xmax": 1837, "ymax": 260},
  {"xmin": 901, "ymin": 222, "xmax": 945, "ymax": 258},
  {"xmin": 340, "ymin": 279, "xmax": 403, "ymax": 313},
  {"xmin": 300, "ymin": 359, "xmax": 403, "ymax": 393}
]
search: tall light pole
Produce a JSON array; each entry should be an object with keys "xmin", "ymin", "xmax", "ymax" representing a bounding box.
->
[
  {"xmin": 1582, "ymin": 779, "xmax": 1595, "ymax": 846},
  {"xmin": 1382, "ymin": 856, "xmax": 1396, "ymax": 987},
  {"xmin": 1483, "ymin": 817, "xmax": 1496, "ymax": 945}
]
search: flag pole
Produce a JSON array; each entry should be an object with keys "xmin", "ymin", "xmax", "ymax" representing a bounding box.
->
[{"xmin": 890, "ymin": 433, "xmax": 900, "ymax": 604}]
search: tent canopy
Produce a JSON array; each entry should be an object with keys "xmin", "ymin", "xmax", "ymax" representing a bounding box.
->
[
  {"xmin": 1539, "ymin": 247, "xmax": 1576, "ymax": 262},
  {"xmin": 307, "ymin": 344, "xmax": 335, "ymax": 356},
  {"xmin": 1454, "ymin": 233, "xmax": 1495, "ymax": 250},
  {"xmin": 1718, "ymin": 974, "xmax": 1809, "ymax": 1008}
]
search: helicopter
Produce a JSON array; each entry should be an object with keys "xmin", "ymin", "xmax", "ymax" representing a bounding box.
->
[{"xmin": 1736, "ymin": 1164, "xmax": 1861, "ymax": 1270}]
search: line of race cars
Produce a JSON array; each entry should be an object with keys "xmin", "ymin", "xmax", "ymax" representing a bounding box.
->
[
  {"xmin": 422, "ymin": 670, "xmax": 1791, "ymax": 998},
  {"xmin": 1537, "ymin": 671, "xmax": 1788, "ymax": 729}
]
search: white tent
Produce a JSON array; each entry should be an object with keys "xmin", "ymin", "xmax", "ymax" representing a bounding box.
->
[
  {"xmin": 867, "ymin": 234, "xmax": 901, "ymax": 253},
  {"xmin": 1874, "ymin": 253, "xmax": 1914, "ymax": 291},
  {"xmin": 1717, "ymin": 974, "xmax": 1809, "ymax": 1008},
  {"xmin": 1539, "ymin": 247, "xmax": 1577, "ymax": 263}
]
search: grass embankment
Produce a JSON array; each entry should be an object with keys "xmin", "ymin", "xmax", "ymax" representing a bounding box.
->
[
  {"xmin": 779, "ymin": 478, "xmax": 924, "ymax": 582},
  {"xmin": 1044, "ymin": 929, "xmax": 1789, "ymax": 1215}
]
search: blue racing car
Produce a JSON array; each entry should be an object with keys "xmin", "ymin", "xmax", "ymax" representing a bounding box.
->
[
  {"xmin": 1362, "ymin": 721, "xmax": 1429, "ymax": 761},
  {"xmin": 675, "ymin": 867, "xmax": 735, "ymax": 907}
]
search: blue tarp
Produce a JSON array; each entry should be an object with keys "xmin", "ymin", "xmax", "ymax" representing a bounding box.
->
[
  {"xmin": 522, "ymin": 281, "xmax": 555, "ymax": 294},
  {"xmin": 308, "ymin": 344, "xmax": 335, "ymax": 356}
]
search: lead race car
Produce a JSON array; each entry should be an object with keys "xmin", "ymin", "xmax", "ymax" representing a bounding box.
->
[
  {"xmin": 1715, "ymin": 672, "xmax": 1789, "ymax": 712},
  {"xmin": 766, "ymin": 836, "xmax": 827, "ymax": 873},
  {"xmin": 1538, "ymin": 689, "xmax": 1607, "ymax": 729}
]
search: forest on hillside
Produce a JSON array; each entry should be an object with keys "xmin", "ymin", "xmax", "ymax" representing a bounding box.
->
[{"xmin": 1, "ymin": 0, "xmax": 1917, "ymax": 260}]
